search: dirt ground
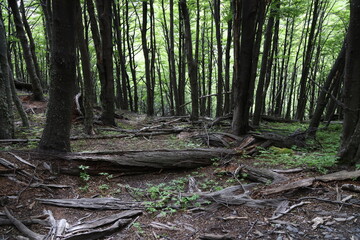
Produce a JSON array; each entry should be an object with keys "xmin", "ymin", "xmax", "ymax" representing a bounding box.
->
[{"xmin": 0, "ymin": 107, "xmax": 360, "ymax": 240}]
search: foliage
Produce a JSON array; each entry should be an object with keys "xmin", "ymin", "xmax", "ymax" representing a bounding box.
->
[{"xmin": 255, "ymin": 123, "xmax": 341, "ymax": 173}]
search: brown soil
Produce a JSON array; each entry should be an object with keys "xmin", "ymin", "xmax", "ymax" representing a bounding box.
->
[{"xmin": 0, "ymin": 111, "xmax": 359, "ymax": 240}]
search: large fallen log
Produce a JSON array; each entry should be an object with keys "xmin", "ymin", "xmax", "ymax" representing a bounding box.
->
[
  {"xmin": 262, "ymin": 170, "xmax": 360, "ymax": 195},
  {"xmin": 58, "ymin": 148, "xmax": 238, "ymax": 175}
]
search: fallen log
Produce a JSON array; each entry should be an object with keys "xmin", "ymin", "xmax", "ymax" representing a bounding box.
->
[
  {"xmin": 192, "ymin": 132, "xmax": 243, "ymax": 147},
  {"xmin": 262, "ymin": 170, "xmax": 360, "ymax": 195},
  {"xmin": 58, "ymin": 148, "xmax": 238, "ymax": 175},
  {"xmin": 37, "ymin": 198, "xmax": 144, "ymax": 210},
  {"xmin": 236, "ymin": 165, "xmax": 288, "ymax": 184}
]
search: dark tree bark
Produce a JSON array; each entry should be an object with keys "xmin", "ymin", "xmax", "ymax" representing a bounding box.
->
[
  {"xmin": 141, "ymin": 1, "xmax": 154, "ymax": 116},
  {"xmin": 232, "ymin": 0, "xmax": 258, "ymax": 135},
  {"xmin": 179, "ymin": 0, "xmax": 199, "ymax": 121},
  {"xmin": 296, "ymin": 0, "xmax": 320, "ymax": 121},
  {"xmin": 113, "ymin": 1, "xmax": 129, "ymax": 111},
  {"xmin": 8, "ymin": 0, "xmax": 44, "ymax": 101},
  {"xmin": 214, "ymin": 0, "xmax": 224, "ymax": 117},
  {"xmin": 39, "ymin": 0, "xmax": 77, "ymax": 152},
  {"xmin": 253, "ymin": 1, "xmax": 277, "ymax": 126},
  {"xmin": 75, "ymin": 1, "xmax": 95, "ymax": 135},
  {"xmin": 308, "ymin": 41, "xmax": 345, "ymax": 136},
  {"xmin": 339, "ymin": 0, "xmax": 360, "ymax": 165},
  {"xmin": 19, "ymin": 0, "xmax": 42, "ymax": 84},
  {"xmin": 96, "ymin": 0, "xmax": 115, "ymax": 126},
  {"xmin": 0, "ymin": 9, "xmax": 14, "ymax": 139},
  {"xmin": 223, "ymin": 14, "xmax": 233, "ymax": 115}
]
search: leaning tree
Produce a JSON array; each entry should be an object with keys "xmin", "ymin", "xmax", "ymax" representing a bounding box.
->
[{"xmin": 339, "ymin": 0, "xmax": 360, "ymax": 165}]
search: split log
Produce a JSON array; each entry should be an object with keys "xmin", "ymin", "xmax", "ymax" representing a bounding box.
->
[
  {"xmin": 236, "ymin": 165, "xmax": 288, "ymax": 184},
  {"xmin": 192, "ymin": 132, "xmax": 243, "ymax": 147},
  {"xmin": 262, "ymin": 170, "xmax": 360, "ymax": 195},
  {"xmin": 58, "ymin": 148, "xmax": 237, "ymax": 175},
  {"xmin": 341, "ymin": 184, "xmax": 360, "ymax": 193},
  {"xmin": 37, "ymin": 198, "xmax": 144, "ymax": 210}
]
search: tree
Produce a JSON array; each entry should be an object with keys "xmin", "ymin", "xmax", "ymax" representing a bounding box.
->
[
  {"xmin": 179, "ymin": 0, "xmax": 199, "ymax": 121},
  {"xmin": 0, "ymin": 8, "xmax": 14, "ymax": 139},
  {"xmin": 38, "ymin": 0, "xmax": 77, "ymax": 152},
  {"xmin": 339, "ymin": 0, "xmax": 360, "ymax": 165},
  {"xmin": 8, "ymin": 0, "xmax": 44, "ymax": 101},
  {"xmin": 232, "ymin": 0, "xmax": 259, "ymax": 135},
  {"xmin": 96, "ymin": 0, "xmax": 116, "ymax": 125}
]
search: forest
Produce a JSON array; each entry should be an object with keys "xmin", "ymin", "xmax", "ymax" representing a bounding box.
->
[{"xmin": 0, "ymin": 0, "xmax": 360, "ymax": 239}]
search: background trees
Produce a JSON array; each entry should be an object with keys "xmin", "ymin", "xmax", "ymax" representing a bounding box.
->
[{"xmin": 0, "ymin": 0, "xmax": 352, "ymax": 160}]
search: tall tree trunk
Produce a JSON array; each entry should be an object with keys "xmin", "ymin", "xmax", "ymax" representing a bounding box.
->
[
  {"xmin": 75, "ymin": 1, "xmax": 95, "ymax": 135},
  {"xmin": 224, "ymin": 15, "xmax": 233, "ymax": 115},
  {"xmin": 8, "ymin": 0, "xmax": 44, "ymax": 101},
  {"xmin": 296, "ymin": 0, "xmax": 320, "ymax": 121},
  {"xmin": 39, "ymin": 0, "xmax": 77, "ymax": 152},
  {"xmin": 179, "ymin": 0, "xmax": 199, "ymax": 121},
  {"xmin": 232, "ymin": 0, "xmax": 258, "ymax": 135},
  {"xmin": 0, "ymin": 9, "xmax": 14, "ymax": 138},
  {"xmin": 339, "ymin": 0, "xmax": 360, "ymax": 165},
  {"xmin": 214, "ymin": 0, "xmax": 223, "ymax": 117},
  {"xmin": 113, "ymin": 1, "xmax": 129, "ymax": 110},
  {"xmin": 141, "ymin": 1, "xmax": 154, "ymax": 116},
  {"xmin": 96, "ymin": 0, "xmax": 115, "ymax": 126},
  {"xmin": 253, "ymin": 1, "xmax": 276, "ymax": 126}
]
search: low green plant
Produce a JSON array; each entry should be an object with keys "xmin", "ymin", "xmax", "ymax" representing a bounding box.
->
[
  {"xmin": 98, "ymin": 184, "xmax": 110, "ymax": 191},
  {"xmin": 132, "ymin": 222, "xmax": 144, "ymax": 234},
  {"xmin": 79, "ymin": 165, "xmax": 90, "ymax": 192}
]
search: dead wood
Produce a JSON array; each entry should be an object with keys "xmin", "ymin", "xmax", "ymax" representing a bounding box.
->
[
  {"xmin": 262, "ymin": 170, "xmax": 360, "ymax": 195},
  {"xmin": 270, "ymin": 201, "xmax": 309, "ymax": 220},
  {"xmin": 236, "ymin": 165, "xmax": 288, "ymax": 184},
  {"xmin": 197, "ymin": 185, "xmax": 284, "ymax": 208},
  {"xmin": 37, "ymin": 197, "xmax": 144, "ymax": 210},
  {"xmin": 206, "ymin": 114, "xmax": 232, "ymax": 128},
  {"xmin": 192, "ymin": 132, "xmax": 243, "ymax": 147},
  {"xmin": 199, "ymin": 233, "xmax": 234, "ymax": 240},
  {"xmin": 4, "ymin": 207, "xmax": 44, "ymax": 240},
  {"xmin": 0, "ymin": 157, "xmax": 39, "ymax": 181},
  {"xmin": 14, "ymin": 79, "xmax": 33, "ymax": 91},
  {"xmin": 8, "ymin": 152, "xmax": 36, "ymax": 168},
  {"xmin": 272, "ymin": 168, "xmax": 304, "ymax": 174},
  {"xmin": 260, "ymin": 115, "xmax": 297, "ymax": 123},
  {"xmin": 341, "ymin": 184, "xmax": 360, "ymax": 193},
  {"xmin": 251, "ymin": 131, "xmax": 306, "ymax": 148},
  {"xmin": 58, "ymin": 148, "xmax": 237, "ymax": 175},
  {"xmin": 0, "ymin": 139, "xmax": 39, "ymax": 144}
]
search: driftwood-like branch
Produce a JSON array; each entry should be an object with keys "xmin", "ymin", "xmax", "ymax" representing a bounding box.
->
[
  {"xmin": 37, "ymin": 198, "xmax": 144, "ymax": 210},
  {"xmin": 237, "ymin": 165, "xmax": 288, "ymax": 184},
  {"xmin": 341, "ymin": 184, "xmax": 360, "ymax": 193},
  {"xmin": 4, "ymin": 207, "xmax": 44, "ymax": 240},
  {"xmin": 262, "ymin": 170, "xmax": 360, "ymax": 195},
  {"xmin": 58, "ymin": 148, "xmax": 237, "ymax": 175},
  {"xmin": 192, "ymin": 132, "xmax": 243, "ymax": 148}
]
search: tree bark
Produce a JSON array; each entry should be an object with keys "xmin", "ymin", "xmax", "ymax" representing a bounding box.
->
[
  {"xmin": 232, "ymin": 0, "xmax": 258, "ymax": 135},
  {"xmin": 0, "ymin": 9, "xmax": 14, "ymax": 139},
  {"xmin": 75, "ymin": 1, "xmax": 95, "ymax": 135},
  {"xmin": 179, "ymin": 0, "xmax": 199, "ymax": 121},
  {"xmin": 96, "ymin": 0, "xmax": 115, "ymax": 126},
  {"xmin": 8, "ymin": 0, "xmax": 44, "ymax": 101},
  {"xmin": 339, "ymin": 0, "xmax": 360, "ymax": 165},
  {"xmin": 39, "ymin": 0, "xmax": 77, "ymax": 152},
  {"xmin": 214, "ymin": 0, "xmax": 224, "ymax": 117}
]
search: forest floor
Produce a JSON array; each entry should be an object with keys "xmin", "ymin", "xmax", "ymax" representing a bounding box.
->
[{"xmin": 0, "ymin": 97, "xmax": 360, "ymax": 240}]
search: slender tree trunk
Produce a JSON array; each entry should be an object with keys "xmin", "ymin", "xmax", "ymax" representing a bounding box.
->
[
  {"xmin": 253, "ymin": 2, "xmax": 276, "ymax": 126},
  {"xmin": 39, "ymin": 0, "xmax": 77, "ymax": 152},
  {"xmin": 179, "ymin": 0, "xmax": 199, "ymax": 121},
  {"xmin": 214, "ymin": 0, "xmax": 224, "ymax": 117},
  {"xmin": 75, "ymin": 1, "xmax": 95, "ymax": 135},
  {"xmin": 232, "ymin": 0, "xmax": 258, "ymax": 135},
  {"xmin": 224, "ymin": 15, "xmax": 233, "ymax": 115},
  {"xmin": 96, "ymin": 0, "xmax": 115, "ymax": 126},
  {"xmin": 296, "ymin": 0, "xmax": 320, "ymax": 121},
  {"xmin": 8, "ymin": 0, "xmax": 44, "ymax": 101}
]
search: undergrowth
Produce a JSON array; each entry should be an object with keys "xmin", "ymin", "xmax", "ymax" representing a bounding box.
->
[{"xmin": 255, "ymin": 123, "xmax": 341, "ymax": 173}]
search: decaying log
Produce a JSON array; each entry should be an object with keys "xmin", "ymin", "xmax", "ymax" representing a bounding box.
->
[
  {"xmin": 58, "ymin": 148, "xmax": 237, "ymax": 175},
  {"xmin": 200, "ymin": 233, "xmax": 234, "ymax": 240},
  {"xmin": 341, "ymin": 184, "xmax": 360, "ymax": 193},
  {"xmin": 0, "ymin": 157, "xmax": 39, "ymax": 181},
  {"xmin": 251, "ymin": 131, "xmax": 306, "ymax": 148},
  {"xmin": 0, "ymin": 139, "xmax": 39, "ymax": 144},
  {"xmin": 260, "ymin": 115, "xmax": 297, "ymax": 123},
  {"xmin": 37, "ymin": 198, "xmax": 144, "ymax": 210},
  {"xmin": 14, "ymin": 80, "xmax": 33, "ymax": 91},
  {"xmin": 236, "ymin": 165, "xmax": 288, "ymax": 184},
  {"xmin": 192, "ymin": 132, "xmax": 243, "ymax": 147},
  {"xmin": 197, "ymin": 185, "xmax": 284, "ymax": 208},
  {"xmin": 262, "ymin": 170, "xmax": 360, "ymax": 195},
  {"xmin": 4, "ymin": 207, "xmax": 44, "ymax": 240}
]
